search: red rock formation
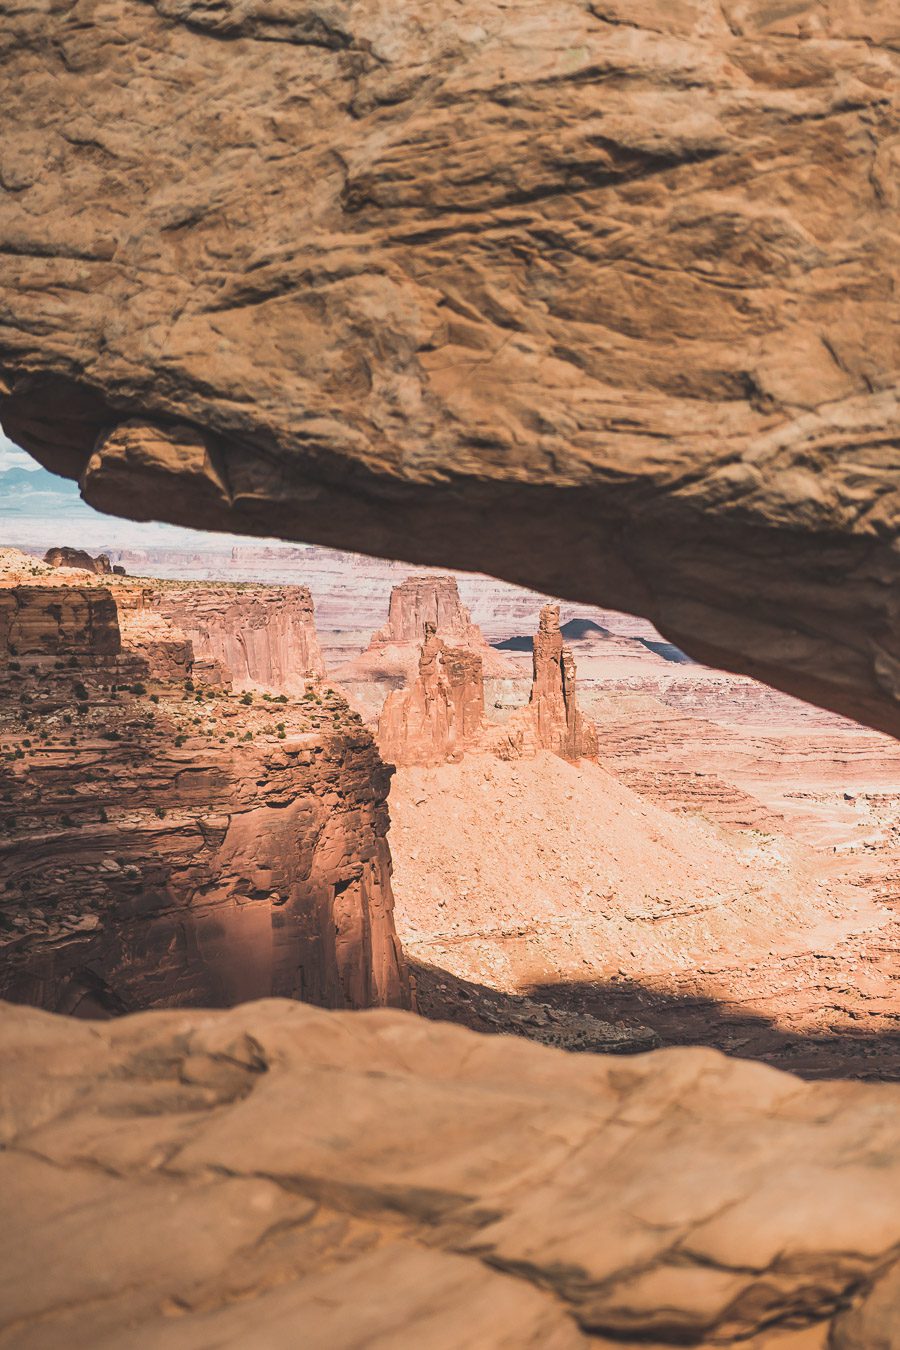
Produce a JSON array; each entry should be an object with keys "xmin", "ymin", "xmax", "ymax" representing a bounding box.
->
[
  {"xmin": 130, "ymin": 583, "xmax": 325, "ymax": 693},
  {"xmin": 43, "ymin": 546, "xmax": 114, "ymax": 575},
  {"xmin": 0, "ymin": 561, "xmax": 409, "ymax": 1015},
  {"xmin": 497, "ymin": 606, "xmax": 598, "ymax": 762},
  {"xmin": 0, "ymin": 585, "xmax": 122, "ymax": 659},
  {"xmin": 377, "ymin": 623, "xmax": 484, "ymax": 767}
]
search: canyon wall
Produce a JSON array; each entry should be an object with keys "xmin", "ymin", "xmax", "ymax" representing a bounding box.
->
[
  {"xmin": 0, "ymin": 556, "xmax": 409, "ymax": 1014},
  {"xmin": 121, "ymin": 582, "xmax": 325, "ymax": 692}
]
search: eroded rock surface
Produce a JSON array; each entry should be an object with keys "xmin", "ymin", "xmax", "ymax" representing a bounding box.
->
[
  {"xmin": 1, "ymin": 997, "xmax": 898, "ymax": 1349},
  {"xmin": 496, "ymin": 605, "xmax": 599, "ymax": 761},
  {"xmin": 3, "ymin": 2, "xmax": 898, "ymax": 732},
  {"xmin": 0, "ymin": 551, "xmax": 408, "ymax": 1014},
  {"xmin": 378, "ymin": 623, "xmax": 485, "ymax": 768},
  {"xmin": 43, "ymin": 547, "xmax": 116, "ymax": 575}
]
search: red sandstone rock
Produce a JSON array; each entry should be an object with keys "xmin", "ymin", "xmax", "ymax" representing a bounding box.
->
[
  {"xmin": 377, "ymin": 623, "xmax": 485, "ymax": 768},
  {"xmin": 123, "ymin": 582, "xmax": 325, "ymax": 693},
  {"xmin": 497, "ymin": 606, "xmax": 598, "ymax": 762},
  {"xmin": 0, "ymin": 554, "xmax": 409, "ymax": 1015}
]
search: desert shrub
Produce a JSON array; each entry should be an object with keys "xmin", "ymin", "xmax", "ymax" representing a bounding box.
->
[{"xmin": 73, "ymin": 681, "xmax": 89, "ymax": 701}]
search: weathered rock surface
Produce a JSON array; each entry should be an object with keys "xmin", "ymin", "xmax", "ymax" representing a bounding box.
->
[
  {"xmin": 2, "ymin": 1, "xmax": 899, "ymax": 734},
  {"xmin": 123, "ymin": 581, "xmax": 326, "ymax": 692},
  {"xmin": 336, "ymin": 573, "xmax": 512, "ymax": 720},
  {"xmin": 378, "ymin": 622, "xmax": 485, "ymax": 767},
  {"xmin": 0, "ymin": 554, "xmax": 409, "ymax": 1014},
  {"xmin": 1, "ymin": 997, "xmax": 899, "ymax": 1349},
  {"xmin": 497, "ymin": 605, "xmax": 599, "ymax": 761}
]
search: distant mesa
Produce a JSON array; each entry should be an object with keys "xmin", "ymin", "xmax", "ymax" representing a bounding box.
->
[
  {"xmin": 43, "ymin": 545, "xmax": 125, "ymax": 576},
  {"xmin": 561, "ymin": 618, "xmax": 612, "ymax": 640}
]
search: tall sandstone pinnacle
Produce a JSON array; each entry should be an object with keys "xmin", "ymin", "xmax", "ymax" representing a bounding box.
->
[
  {"xmin": 498, "ymin": 605, "xmax": 599, "ymax": 763},
  {"xmin": 3, "ymin": 2, "xmax": 898, "ymax": 733},
  {"xmin": 354, "ymin": 575, "xmax": 513, "ymax": 680},
  {"xmin": 377, "ymin": 622, "xmax": 485, "ymax": 767}
]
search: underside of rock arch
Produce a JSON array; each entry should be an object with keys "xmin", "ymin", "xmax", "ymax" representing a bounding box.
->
[{"xmin": 1, "ymin": 0, "xmax": 899, "ymax": 734}]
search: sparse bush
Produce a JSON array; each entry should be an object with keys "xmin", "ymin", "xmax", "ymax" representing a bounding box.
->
[
  {"xmin": 63, "ymin": 714, "xmax": 72, "ymax": 725},
  {"xmin": 61, "ymin": 814, "xmax": 75, "ymax": 828},
  {"xmin": 150, "ymin": 694, "xmax": 159, "ymax": 704},
  {"xmin": 131, "ymin": 682, "xmax": 147, "ymax": 696},
  {"xmin": 73, "ymin": 681, "xmax": 89, "ymax": 701},
  {"xmin": 240, "ymin": 692, "xmax": 253, "ymax": 706},
  {"xmin": 99, "ymin": 808, "xmax": 109, "ymax": 823},
  {"xmin": 154, "ymin": 806, "xmax": 166, "ymax": 819},
  {"xmin": 8, "ymin": 661, "xmax": 20, "ymax": 672}
]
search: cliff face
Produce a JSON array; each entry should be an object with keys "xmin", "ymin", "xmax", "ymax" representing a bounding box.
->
[
  {"xmin": 121, "ymin": 582, "xmax": 326, "ymax": 693},
  {"xmin": 377, "ymin": 623, "xmax": 485, "ymax": 768},
  {"xmin": 497, "ymin": 606, "xmax": 599, "ymax": 762},
  {"xmin": 0, "ymin": 585, "xmax": 121, "ymax": 660},
  {"xmin": 0, "ymin": 556, "xmax": 409, "ymax": 1015}
]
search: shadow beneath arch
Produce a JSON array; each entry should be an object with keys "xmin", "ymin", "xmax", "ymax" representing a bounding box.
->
[{"xmin": 409, "ymin": 960, "xmax": 900, "ymax": 1083}]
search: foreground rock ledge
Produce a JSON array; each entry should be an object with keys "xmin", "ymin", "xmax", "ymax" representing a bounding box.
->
[
  {"xmin": 1, "ymin": 999, "xmax": 898, "ymax": 1348},
  {"xmin": 2, "ymin": 2, "xmax": 899, "ymax": 735}
]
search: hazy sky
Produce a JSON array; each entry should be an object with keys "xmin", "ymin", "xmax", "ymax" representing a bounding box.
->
[
  {"xmin": 0, "ymin": 429, "xmax": 38, "ymax": 472},
  {"xmin": 0, "ymin": 424, "xmax": 294, "ymax": 554}
]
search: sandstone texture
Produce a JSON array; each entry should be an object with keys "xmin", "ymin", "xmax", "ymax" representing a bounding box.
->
[
  {"xmin": 496, "ymin": 605, "xmax": 599, "ymax": 761},
  {"xmin": 125, "ymin": 581, "xmax": 326, "ymax": 692},
  {"xmin": 1, "ymin": 997, "xmax": 899, "ymax": 1349},
  {"xmin": 0, "ymin": 551, "xmax": 409, "ymax": 1014},
  {"xmin": 2, "ymin": 1, "xmax": 899, "ymax": 734},
  {"xmin": 378, "ymin": 623, "xmax": 485, "ymax": 768}
]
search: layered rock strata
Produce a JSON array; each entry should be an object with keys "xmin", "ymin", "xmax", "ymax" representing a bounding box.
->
[
  {"xmin": 2, "ymin": 997, "xmax": 899, "ymax": 1349},
  {"xmin": 140, "ymin": 582, "xmax": 326, "ymax": 692},
  {"xmin": 3, "ymin": 3, "xmax": 900, "ymax": 733},
  {"xmin": 377, "ymin": 623, "xmax": 485, "ymax": 767},
  {"xmin": 497, "ymin": 606, "xmax": 599, "ymax": 762},
  {"xmin": 0, "ymin": 562, "xmax": 409, "ymax": 1014}
]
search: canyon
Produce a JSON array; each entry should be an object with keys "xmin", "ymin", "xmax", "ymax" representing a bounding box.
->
[
  {"xmin": 0, "ymin": 549, "xmax": 408, "ymax": 1014},
  {"xmin": 0, "ymin": 540, "xmax": 899, "ymax": 1346},
  {"xmin": 3, "ymin": 0, "xmax": 900, "ymax": 1338}
]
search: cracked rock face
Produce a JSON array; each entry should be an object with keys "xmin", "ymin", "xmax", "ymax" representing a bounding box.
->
[
  {"xmin": 1, "ymin": 998, "xmax": 898, "ymax": 1349},
  {"xmin": 1, "ymin": 1, "xmax": 899, "ymax": 733}
]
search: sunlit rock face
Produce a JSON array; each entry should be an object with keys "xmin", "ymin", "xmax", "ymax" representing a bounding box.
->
[
  {"xmin": 120, "ymin": 582, "xmax": 326, "ymax": 693},
  {"xmin": 0, "ymin": 553, "xmax": 409, "ymax": 1015},
  {"xmin": 377, "ymin": 623, "xmax": 485, "ymax": 767},
  {"xmin": 496, "ymin": 605, "xmax": 599, "ymax": 762},
  {"xmin": 2, "ymin": 2, "xmax": 898, "ymax": 733},
  {"xmin": 2, "ymin": 997, "xmax": 899, "ymax": 1349}
]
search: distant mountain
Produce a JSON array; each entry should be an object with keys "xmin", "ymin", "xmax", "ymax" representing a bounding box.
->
[
  {"xmin": 0, "ymin": 466, "xmax": 84, "ymax": 517},
  {"xmin": 560, "ymin": 618, "xmax": 612, "ymax": 640},
  {"xmin": 639, "ymin": 639, "xmax": 693, "ymax": 665}
]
